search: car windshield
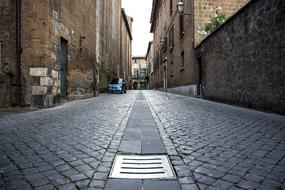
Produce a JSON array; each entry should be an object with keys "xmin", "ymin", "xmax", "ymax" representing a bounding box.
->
[{"xmin": 110, "ymin": 78, "xmax": 122, "ymax": 84}]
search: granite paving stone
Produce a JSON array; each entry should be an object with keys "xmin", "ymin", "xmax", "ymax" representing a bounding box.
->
[
  {"xmin": 1, "ymin": 90, "xmax": 285, "ymax": 189},
  {"xmin": 144, "ymin": 90, "xmax": 285, "ymax": 190},
  {"xmin": 105, "ymin": 179, "xmax": 142, "ymax": 190},
  {"xmin": 0, "ymin": 92, "xmax": 138, "ymax": 190},
  {"xmin": 143, "ymin": 180, "xmax": 181, "ymax": 190}
]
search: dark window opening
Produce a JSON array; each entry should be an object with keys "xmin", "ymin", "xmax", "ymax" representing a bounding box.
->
[
  {"xmin": 181, "ymin": 51, "xmax": 184, "ymax": 68},
  {"xmin": 170, "ymin": 61, "xmax": 174, "ymax": 77},
  {"xmin": 170, "ymin": 0, "xmax": 173, "ymax": 15},
  {"xmin": 169, "ymin": 26, "xmax": 174, "ymax": 51},
  {"xmin": 179, "ymin": 15, "xmax": 184, "ymax": 37}
]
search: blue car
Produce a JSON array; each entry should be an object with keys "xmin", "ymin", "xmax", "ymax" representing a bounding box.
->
[{"xmin": 107, "ymin": 78, "xmax": 127, "ymax": 94}]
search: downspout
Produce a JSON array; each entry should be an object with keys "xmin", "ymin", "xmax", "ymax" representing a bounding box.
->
[
  {"xmin": 16, "ymin": 0, "xmax": 22, "ymax": 106},
  {"xmin": 191, "ymin": 0, "xmax": 198, "ymax": 97}
]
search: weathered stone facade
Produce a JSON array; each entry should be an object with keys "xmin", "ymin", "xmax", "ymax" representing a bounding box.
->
[
  {"xmin": 120, "ymin": 9, "xmax": 133, "ymax": 89},
  {"xmin": 196, "ymin": 0, "xmax": 285, "ymax": 114},
  {"xmin": 0, "ymin": 0, "xmax": 16, "ymax": 107},
  {"xmin": 95, "ymin": 0, "xmax": 130, "ymax": 92},
  {"xmin": 150, "ymin": 0, "xmax": 248, "ymax": 95},
  {"xmin": 0, "ymin": 0, "xmax": 132, "ymax": 108}
]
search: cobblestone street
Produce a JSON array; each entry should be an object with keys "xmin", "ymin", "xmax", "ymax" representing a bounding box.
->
[
  {"xmin": 0, "ymin": 92, "xmax": 138, "ymax": 190},
  {"xmin": 144, "ymin": 91, "xmax": 285, "ymax": 190},
  {"xmin": 0, "ymin": 90, "xmax": 285, "ymax": 190}
]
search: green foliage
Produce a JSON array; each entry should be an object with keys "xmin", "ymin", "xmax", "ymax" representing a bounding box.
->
[
  {"xmin": 204, "ymin": 7, "xmax": 228, "ymax": 33},
  {"xmin": 198, "ymin": 7, "xmax": 228, "ymax": 36}
]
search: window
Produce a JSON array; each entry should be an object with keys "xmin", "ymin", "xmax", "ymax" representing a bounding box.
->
[
  {"xmin": 132, "ymin": 68, "xmax": 139, "ymax": 79},
  {"xmin": 181, "ymin": 51, "xmax": 184, "ymax": 69},
  {"xmin": 169, "ymin": 0, "xmax": 173, "ymax": 15},
  {"xmin": 163, "ymin": 37, "xmax": 167, "ymax": 53},
  {"xmin": 170, "ymin": 61, "xmax": 174, "ymax": 76},
  {"xmin": 179, "ymin": 15, "xmax": 184, "ymax": 37},
  {"xmin": 169, "ymin": 26, "xmax": 174, "ymax": 51}
]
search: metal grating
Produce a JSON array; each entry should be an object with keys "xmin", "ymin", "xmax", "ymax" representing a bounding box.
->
[{"xmin": 109, "ymin": 155, "xmax": 176, "ymax": 179}]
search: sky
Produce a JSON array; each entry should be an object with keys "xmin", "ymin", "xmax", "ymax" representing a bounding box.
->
[{"xmin": 122, "ymin": 0, "xmax": 153, "ymax": 57}]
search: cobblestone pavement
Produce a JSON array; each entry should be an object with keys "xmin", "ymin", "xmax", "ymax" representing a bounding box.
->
[
  {"xmin": 0, "ymin": 91, "xmax": 138, "ymax": 190},
  {"xmin": 144, "ymin": 91, "xmax": 285, "ymax": 190},
  {"xmin": 1, "ymin": 90, "xmax": 285, "ymax": 190}
]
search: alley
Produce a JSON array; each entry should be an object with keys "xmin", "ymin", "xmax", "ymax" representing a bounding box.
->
[{"xmin": 0, "ymin": 91, "xmax": 285, "ymax": 190}]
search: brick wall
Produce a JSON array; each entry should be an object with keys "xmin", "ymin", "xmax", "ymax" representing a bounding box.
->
[
  {"xmin": 196, "ymin": 0, "xmax": 285, "ymax": 114},
  {"xmin": 194, "ymin": 0, "xmax": 249, "ymax": 45},
  {"xmin": 151, "ymin": 0, "xmax": 197, "ymax": 94}
]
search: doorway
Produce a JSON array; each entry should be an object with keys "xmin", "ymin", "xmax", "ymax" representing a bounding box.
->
[
  {"xmin": 163, "ymin": 62, "xmax": 167, "ymax": 92},
  {"xmin": 197, "ymin": 57, "xmax": 202, "ymax": 96},
  {"xmin": 60, "ymin": 38, "xmax": 68, "ymax": 97}
]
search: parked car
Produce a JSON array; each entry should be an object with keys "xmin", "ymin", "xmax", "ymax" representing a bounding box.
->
[{"xmin": 107, "ymin": 78, "xmax": 127, "ymax": 94}]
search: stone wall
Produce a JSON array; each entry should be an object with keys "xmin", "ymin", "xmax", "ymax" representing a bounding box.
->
[
  {"xmin": 120, "ymin": 10, "xmax": 132, "ymax": 89},
  {"xmin": 0, "ymin": 0, "xmax": 16, "ymax": 107},
  {"xmin": 105, "ymin": 0, "xmax": 122, "ymax": 82},
  {"xmin": 0, "ymin": 0, "xmax": 130, "ymax": 108},
  {"xmin": 58, "ymin": 0, "xmax": 97, "ymax": 100},
  {"xmin": 19, "ymin": 0, "xmax": 98, "ymax": 107},
  {"xmin": 96, "ymin": 0, "xmax": 107, "ymax": 92},
  {"xmin": 196, "ymin": 0, "xmax": 285, "ymax": 114}
]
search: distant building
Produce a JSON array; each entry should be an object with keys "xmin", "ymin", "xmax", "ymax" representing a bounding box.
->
[{"xmin": 132, "ymin": 56, "xmax": 148, "ymax": 90}]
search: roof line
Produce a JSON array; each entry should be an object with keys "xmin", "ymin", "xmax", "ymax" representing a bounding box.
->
[{"xmin": 121, "ymin": 8, "xmax": 133, "ymax": 40}]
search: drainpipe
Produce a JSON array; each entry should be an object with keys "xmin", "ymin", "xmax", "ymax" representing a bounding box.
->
[{"xmin": 16, "ymin": 0, "xmax": 22, "ymax": 106}]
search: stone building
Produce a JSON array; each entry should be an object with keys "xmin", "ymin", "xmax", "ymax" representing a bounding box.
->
[
  {"xmin": 120, "ymin": 9, "xmax": 133, "ymax": 89},
  {"xmin": 150, "ymin": 0, "xmax": 248, "ymax": 95},
  {"xmin": 0, "ymin": 0, "xmax": 132, "ymax": 108},
  {"xmin": 196, "ymin": 0, "xmax": 285, "ymax": 114},
  {"xmin": 131, "ymin": 56, "xmax": 148, "ymax": 90},
  {"xmin": 146, "ymin": 41, "xmax": 154, "ymax": 89}
]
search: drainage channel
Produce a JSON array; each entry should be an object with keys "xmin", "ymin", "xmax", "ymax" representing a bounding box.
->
[
  {"xmin": 109, "ymin": 155, "xmax": 176, "ymax": 179},
  {"xmin": 105, "ymin": 92, "xmax": 181, "ymax": 190}
]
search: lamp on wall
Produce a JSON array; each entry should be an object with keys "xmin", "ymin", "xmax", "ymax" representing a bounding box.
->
[
  {"xmin": 177, "ymin": 0, "xmax": 184, "ymax": 14},
  {"xmin": 177, "ymin": 0, "xmax": 192, "ymax": 15}
]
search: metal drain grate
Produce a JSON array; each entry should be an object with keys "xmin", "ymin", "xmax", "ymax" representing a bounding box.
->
[{"xmin": 109, "ymin": 155, "xmax": 176, "ymax": 179}]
